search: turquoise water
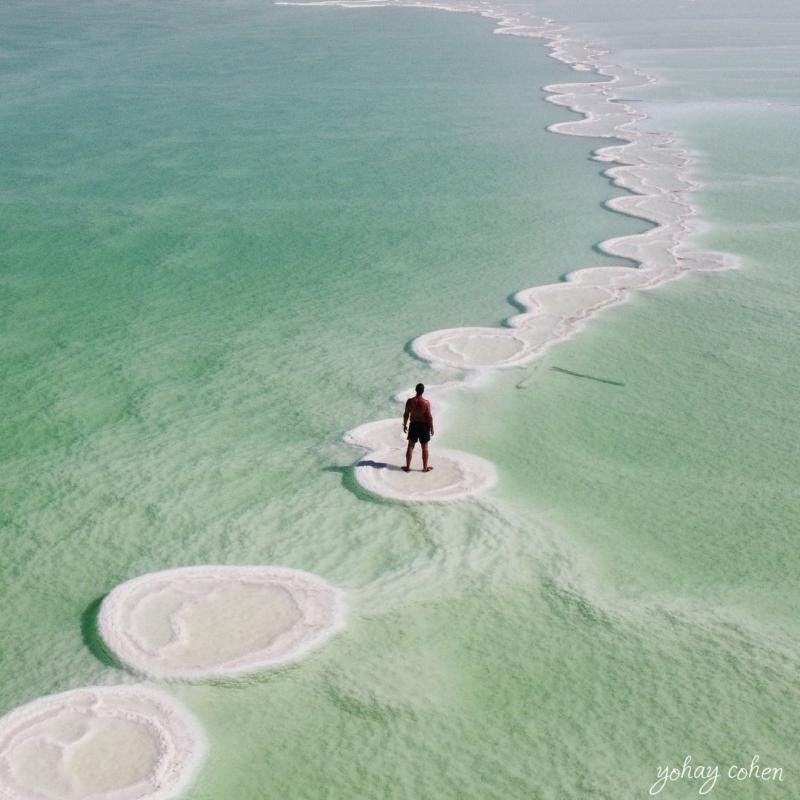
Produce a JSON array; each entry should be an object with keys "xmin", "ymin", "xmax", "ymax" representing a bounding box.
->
[{"xmin": 1, "ymin": 0, "xmax": 798, "ymax": 797}]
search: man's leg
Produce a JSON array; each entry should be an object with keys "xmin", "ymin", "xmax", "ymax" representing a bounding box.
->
[
  {"xmin": 404, "ymin": 441, "xmax": 415, "ymax": 471},
  {"xmin": 421, "ymin": 442, "xmax": 430, "ymax": 472}
]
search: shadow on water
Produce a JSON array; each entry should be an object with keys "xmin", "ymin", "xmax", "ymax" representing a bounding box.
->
[
  {"xmin": 322, "ymin": 462, "xmax": 401, "ymax": 507},
  {"xmin": 80, "ymin": 595, "xmax": 124, "ymax": 670},
  {"xmin": 403, "ymin": 338, "xmax": 429, "ymax": 364},
  {"xmin": 202, "ymin": 660, "xmax": 307, "ymax": 690},
  {"xmin": 550, "ymin": 365, "xmax": 625, "ymax": 387}
]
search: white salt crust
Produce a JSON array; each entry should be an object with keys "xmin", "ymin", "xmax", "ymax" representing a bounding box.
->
[
  {"xmin": 344, "ymin": 418, "xmax": 409, "ymax": 450},
  {"xmin": 0, "ymin": 686, "xmax": 206, "ymax": 800},
  {"xmin": 355, "ymin": 447, "xmax": 496, "ymax": 502},
  {"xmin": 280, "ymin": 0, "xmax": 736, "ymax": 373},
  {"xmin": 99, "ymin": 566, "xmax": 346, "ymax": 680},
  {"xmin": 283, "ymin": 0, "xmax": 737, "ymax": 491}
]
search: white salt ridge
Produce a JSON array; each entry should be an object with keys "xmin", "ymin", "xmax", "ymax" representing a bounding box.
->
[
  {"xmin": 0, "ymin": 686, "xmax": 206, "ymax": 800},
  {"xmin": 280, "ymin": 0, "xmax": 735, "ymax": 376},
  {"xmin": 282, "ymin": 0, "xmax": 736, "ymax": 492},
  {"xmin": 355, "ymin": 446, "xmax": 496, "ymax": 502},
  {"xmin": 99, "ymin": 566, "xmax": 346, "ymax": 680},
  {"xmin": 405, "ymin": 15, "xmax": 737, "ymax": 370}
]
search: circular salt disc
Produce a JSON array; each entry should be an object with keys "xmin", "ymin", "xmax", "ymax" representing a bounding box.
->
[
  {"xmin": 99, "ymin": 566, "xmax": 346, "ymax": 680},
  {"xmin": 514, "ymin": 282, "xmax": 616, "ymax": 318},
  {"xmin": 355, "ymin": 447, "xmax": 496, "ymax": 502},
  {"xmin": 412, "ymin": 327, "xmax": 529, "ymax": 369},
  {"xmin": 0, "ymin": 686, "xmax": 206, "ymax": 800}
]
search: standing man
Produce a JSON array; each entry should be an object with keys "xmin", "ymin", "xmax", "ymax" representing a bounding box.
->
[{"xmin": 402, "ymin": 383, "xmax": 434, "ymax": 472}]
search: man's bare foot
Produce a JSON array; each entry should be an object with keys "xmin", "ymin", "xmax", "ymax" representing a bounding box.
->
[
  {"xmin": 423, "ymin": 466, "xmax": 433, "ymax": 472},
  {"xmin": 401, "ymin": 466, "xmax": 410, "ymax": 472}
]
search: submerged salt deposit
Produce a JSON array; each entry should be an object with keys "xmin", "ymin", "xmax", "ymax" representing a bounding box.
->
[
  {"xmin": 99, "ymin": 566, "xmax": 346, "ymax": 680},
  {"xmin": 0, "ymin": 686, "xmax": 206, "ymax": 800}
]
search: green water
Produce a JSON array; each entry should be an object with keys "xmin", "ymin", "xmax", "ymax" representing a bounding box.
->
[{"xmin": 1, "ymin": 0, "xmax": 798, "ymax": 797}]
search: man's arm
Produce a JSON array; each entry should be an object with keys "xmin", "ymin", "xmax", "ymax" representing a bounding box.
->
[
  {"xmin": 426, "ymin": 402, "xmax": 434, "ymax": 437},
  {"xmin": 403, "ymin": 399, "xmax": 410, "ymax": 432}
]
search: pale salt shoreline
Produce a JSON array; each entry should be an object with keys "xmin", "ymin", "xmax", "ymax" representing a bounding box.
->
[{"xmin": 279, "ymin": 0, "xmax": 737, "ymax": 501}]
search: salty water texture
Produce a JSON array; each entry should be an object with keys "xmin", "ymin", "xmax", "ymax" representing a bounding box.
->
[{"xmin": 1, "ymin": 1, "xmax": 799, "ymax": 798}]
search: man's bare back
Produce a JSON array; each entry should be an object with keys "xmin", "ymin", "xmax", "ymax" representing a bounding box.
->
[
  {"xmin": 402, "ymin": 383, "xmax": 434, "ymax": 472},
  {"xmin": 405, "ymin": 395, "xmax": 432, "ymax": 424}
]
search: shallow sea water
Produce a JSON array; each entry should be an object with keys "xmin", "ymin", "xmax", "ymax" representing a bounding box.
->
[{"xmin": 1, "ymin": 0, "xmax": 798, "ymax": 797}]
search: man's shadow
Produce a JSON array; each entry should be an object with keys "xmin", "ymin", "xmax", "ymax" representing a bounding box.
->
[
  {"xmin": 353, "ymin": 459, "xmax": 403, "ymax": 471},
  {"xmin": 322, "ymin": 460, "xmax": 403, "ymax": 505}
]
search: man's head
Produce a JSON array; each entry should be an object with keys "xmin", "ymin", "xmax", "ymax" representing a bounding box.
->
[{"xmin": 415, "ymin": 383, "xmax": 425, "ymax": 396}]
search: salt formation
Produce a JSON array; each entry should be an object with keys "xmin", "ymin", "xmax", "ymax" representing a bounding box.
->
[
  {"xmin": 282, "ymin": 0, "xmax": 736, "ymax": 499},
  {"xmin": 344, "ymin": 418, "xmax": 409, "ymax": 450},
  {"xmin": 409, "ymin": 52, "xmax": 735, "ymax": 372},
  {"xmin": 407, "ymin": 49, "xmax": 736, "ymax": 373},
  {"xmin": 355, "ymin": 446, "xmax": 496, "ymax": 502},
  {"xmin": 412, "ymin": 317, "xmax": 562, "ymax": 370},
  {"xmin": 0, "ymin": 686, "xmax": 206, "ymax": 800},
  {"xmin": 99, "ymin": 566, "xmax": 346, "ymax": 680},
  {"xmin": 345, "ymin": 408, "xmax": 495, "ymax": 503}
]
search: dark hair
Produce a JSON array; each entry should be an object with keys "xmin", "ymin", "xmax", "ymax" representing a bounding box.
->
[{"xmin": 415, "ymin": 383, "xmax": 424, "ymax": 395}]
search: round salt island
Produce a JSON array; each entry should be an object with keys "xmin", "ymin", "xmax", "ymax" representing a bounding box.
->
[
  {"xmin": 99, "ymin": 566, "xmax": 346, "ymax": 680},
  {"xmin": 412, "ymin": 320, "xmax": 561, "ymax": 370},
  {"xmin": 0, "ymin": 686, "xmax": 206, "ymax": 800},
  {"xmin": 355, "ymin": 447, "xmax": 496, "ymax": 502}
]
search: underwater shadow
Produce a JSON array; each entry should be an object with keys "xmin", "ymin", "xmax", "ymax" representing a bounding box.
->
[
  {"xmin": 402, "ymin": 338, "xmax": 431, "ymax": 364},
  {"xmin": 550, "ymin": 366, "xmax": 625, "ymax": 387},
  {"xmin": 505, "ymin": 289, "xmax": 530, "ymax": 314},
  {"xmin": 321, "ymin": 463, "xmax": 401, "ymax": 507},
  {"xmin": 590, "ymin": 239, "xmax": 642, "ymax": 268},
  {"xmin": 80, "ymin": 595, "xmax": 124, "ymax": 670}
]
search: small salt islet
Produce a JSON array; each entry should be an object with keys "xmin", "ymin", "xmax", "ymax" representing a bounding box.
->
[
  {"xmin": 0, "ymin": 686, "xmax": 206, "ymax": 800},
  {"xmin": 99, "ymin": 565, "xmax": 347, "ymax": 680},
  {"xmin": 346, "ymin": 415, "xmax": 496, "ymax": 502}
]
